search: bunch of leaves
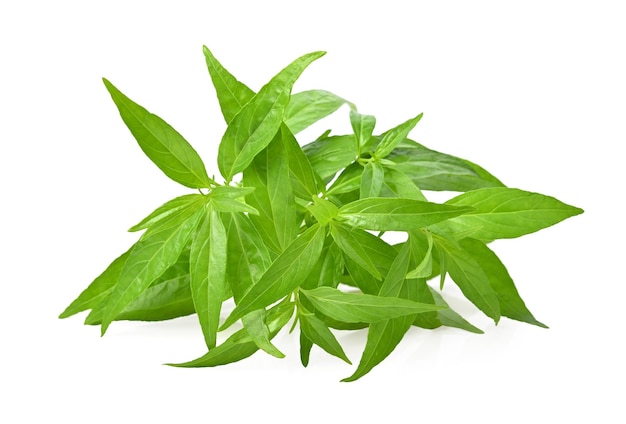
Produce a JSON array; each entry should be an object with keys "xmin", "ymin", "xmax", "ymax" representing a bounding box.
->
[{"xmin": 60, "ymin": 46, "xmax": 583, "ymax": 381}]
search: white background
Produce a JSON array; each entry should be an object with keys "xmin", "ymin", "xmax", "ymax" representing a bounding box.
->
[{"xmin": 1, "ymin": 1, "xmax": 624, "ymax": 422}]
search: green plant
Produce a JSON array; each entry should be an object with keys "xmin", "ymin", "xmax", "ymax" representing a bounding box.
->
[{"xmin": 60, "ymin": 46, "xmax": 583, "ymax": 381}]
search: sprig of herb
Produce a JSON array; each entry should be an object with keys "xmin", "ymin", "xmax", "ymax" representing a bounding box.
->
[{"xmin": 60, "ymin": 46, "xmax": 583, "ymax": 381}]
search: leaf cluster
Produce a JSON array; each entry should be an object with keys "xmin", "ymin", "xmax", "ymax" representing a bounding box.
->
[{"xmin": 60, "ymin": 47, "xmax": 583, "ymax": 381}]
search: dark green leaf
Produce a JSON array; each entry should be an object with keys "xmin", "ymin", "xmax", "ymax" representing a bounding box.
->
[
  {"xmin": 329, "ymin": 223, "xmax": 382, "ymax": 281},
  {"xmin": 285, "ymin": 90, "xmax": 354, "ymax": 134},
  {"xmin": 443, "ymin": 187, "xmax": 584, "ymax": 240},
  {"xmin": 282, "ymin": 124, "xmax": 324, "ymax": 198},
  {"xmin": 218, "ymin": 51, "xmax": 325, "ymax": 180},
  {"xmin": 299, "ymin": 331, "xmax": 313, "ymax": 367},
  {"xmin": 102, "ymin": 79, "xmax": 213, "ymax": 189}
]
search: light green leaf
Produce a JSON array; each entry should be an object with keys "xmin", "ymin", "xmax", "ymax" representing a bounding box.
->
[
  {"xmin": 244, "ymin": 129, "xmax": 297, "ymax": 252},
  {"xmin": 380, "ymin": 167, "xmax": 427, "ymax": 201},
  {"xmin": 299, "ymin": 311, "xmax": 351, "ymax": 364},
  {"xmin": 388, "ymin": 139, "xmax": 505, "ymax": 191},
  {"xmin": 373, "ymin": 113, "xmax": 423, "ymax": 159},
  {"xmin": 59, "ymin": 248, "xmax": 131, "ymax": 319},
  {"xmin": 433, "ymin": 233, "xmax": 501, "ymax": 323},
  {"xmin": 337, "ymin": 197, "xmax": 474, "ymax": 231},
  {"xmin": 300, "ymin": 286, "xmax": 444, "ymax": 324},
  {"xmin": 209, "ymin": 186, "xmax": 256, "ymax": 199},
  {"xmin": 221, "ymin": 224, "xmax": 326, "ymax": 329},
  {"xmin": 190, "ymin": 208, "xmax": 228, "ymax": 349},
  {"xmin": 428, "ymin": 287, "xmax": 484, "ymax": 334},
  {"xmin": 100, "ymin": 201, "xmax": 205, "ymax": 334},
  {"xmin": 302, "ymin": 135, "xmax": 358, "ymax": 180},
  {"xmin": 406, "ymin": 230, "xmax": 433, "ymax": 279},
  {"xmin": 301, "ymin": 241, "xmax": 344, "ymax": 290},
  {"xmin": 360, "ymin": 161, "xmax": 384, "ymax": 199},
  {"xmin": 210, "ymin": 197, "xmax": 259, "ymax": 215},
  {"xmin": 285, "ymin": 90, "xmax": 354, "ymax": 134},
  {"xmin": 202, "ymin": 46, "xmax": 255, "ymax": 123},
  {"xmin": 218, "ymin": 51, "xmax": 325, "ymax": 180},
  {"xmin": 459, "ymin": 238, "xmax": 547, "ymax": 328},
  {"xmin": 242, "ymin": 309, "xmax": 286, "ymax": 358},
  {"xmin": 444, "ymin": 187, "xmax": 584, "ymax": 240},
  {"xmin": 282, "ymin": 124, "xmax": 324, "ymax": 198},
  {"xmin": 306, "ymin": 197, "xmax": 339, "ymax": 226},
  {"xmin": 102, "ymin": 79, "xmax": 213, "ymax": 189},
  {"xmin": 329, "ymin": 223, "xmax": 382, "ymax": 281},
  {"xmin": 129, "ymin": 194, "xmax": 204, "ymax": 232},
  {"xmin": 349, "ymin": 110, "xmax": 376, "ymax": 153},
  {"xmin": 326, "ymin": 162, "xmax": 362, "ymax": 196}
]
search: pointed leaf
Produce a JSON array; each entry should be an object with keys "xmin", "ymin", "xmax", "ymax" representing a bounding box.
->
[
  {"xmin": 129, "ymin": 194, "xmax": 205, "ymax": 232},
  {"xmin": 337, "ymin": 197, "xmax": 474, "ymax": 231},
  {"xmin": 380, "ymin": 167, "xmax": 427, "ymax": 201},
  {"xmin": 373, "ymin": 113, "xmax": 423, "ymax": 159},
  {"xmin": 222, "ymin": 224, "xmax": 326, "ymax": 329},
  {"xmin": 282, "ymin": 124, "xmax": 324, "ymax": 197},
  {"xmin": 299, "ymin": 312, "xmax": 351, "ymax": 364},
  {"xmin": 349, "ymin": 110, "xmax": 376, "ymax": 152},
  {"xmin": 242, "ymin": 309, "xmax": 286, "ymax": 358},
  {"xmin": 203, "ymin": 46, "xmax": 255, "ymax": 123},
  {"xmin": 300, "ymin": 286, "xmax": 444, "ymax": 324},
  {"xmin": 102, "ymin": 79, "xmax": 213, "ymax": 188},
  {"xmin": 360, "ymin": 161, "xmax": 384, "ymax": 198},
  {"xmin": 302, "ymin": 135, "xmax": 358, "ymax": 180},
  {"xmin": 329, "ymin": 223, "xmax": 382, "ymax": 281},
  {"xmin": 444, "ymin": 187, "xmax": 584, "ymax": 240},
  {"xmin": 285, "ymin": 90, "xmax": 354, "ymax": 134},
  {"xmin": 190, "ymin": 208, "xmax": 228, "ymax": 349},
  {"xmin": 428, "ymin": 287, "xmax": 484, "ymax": 334},
  {"xmin": 218, "ymin": 51, "xmax": 325, "ymax": 180}
]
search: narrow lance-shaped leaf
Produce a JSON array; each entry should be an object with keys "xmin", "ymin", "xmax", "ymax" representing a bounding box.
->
[
  {"xmin": 349, "ymin": 110, "xmax": 376, "ymax": 153},
  {"xmin": 221, "ymin": 224, "xmax": 326, "ymax": 329},
  {"xmin": 343, "ymin": 242, "xmax": 418, "ymax": 381},
  {"xmin": 59, "ymin": 248, "xmax": 132, "ymax": 319},
  {"xmin": 337, "ymin": 197, "xmax": 475, "ymax": 231},
  {"xmin": 282, "ymin": 124, "xmax": 324, "ymax": 198},
  {"xmin": 190, "ymin": 208, "xmax": 228, "ymax": 349},
  {"xmin": 459, "ymin": 237, "xmax": 547, "ymax": 328},
  {"xmin": 100, "ymin": 200, "xmax": 206, "ymax": 335},
  {"xmin": 299, "ymin": 311, "xmax": 351, "ymax": 364},
  {"xmin": 428, "ymin": 287, "xmax": 484, "ymax": 334},
  {"xmin": 129, "ymin": 194, "xmax": 205, "ymax": 232},
  {"xmin": 433, "ymin": 233, "xmax": 501, "ymax": 323},
  {"xmin": 302, "ymin": 135, "xmax": 358, "ymax": 180},
  {"xmin": 285, "ymin": 90, "xmax": 354, "ymax": 134},
  {"xmin": 169, "ymin": 300, "xmax": 294, "ymax": 368},
  {"xmin": 300, "ymin": 286, "xmax": 444, "ymax": 324},
  {"xmin": 330, "ymin": 223, "xmax": 382, "ymax": 281},
  {"xmin": 373, "ymin": 113, "xmax": 423, "ymax": 159},
  {"xmin": 218, "ymin": 51, "xmax": 326, "ymax": 181},
  {"xmin": 380, "ymin": 167, "xmax": 427, "ymax": 201},
  {"xmin": 360, "ymin": 161, "xmax": 384, "ymax": 198},
  {"xmin": 443, "ymin": 187, "xmax": 584, "ymax": 240},
  {"xmin": 203, "ymin": 46, "xmax": 255, "ymax": 123},
  {"xmin": 241, "ymin": 309, "xmax": 286, "ymax": 358},
  {"xmin": 244, "ymin": 128, "xmax": 297, "ymax": 253},
  {"xmin": 102, "ymin": 79, "xmax": 213, "ymax": 189}
]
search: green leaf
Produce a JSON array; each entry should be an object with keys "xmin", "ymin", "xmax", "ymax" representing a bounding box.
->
[
  {"xmin": 459, "ymin": 238, "xmax": 547, "ymax": 328},
  {"xmin": 302, "ymin": 135, "xmax": 358, "ymax": 180},
  {"xmin": 360, "ymin": 161, "xmax": 384, "ymax": 198},
  {"xmin": 326, "ymin": 162, "xmax": 362, "ymax": 196},
  {"xmin": 380, "ymin": 167, "xmax": 427, "ymax": 201},
  {"xmin": 244, "ymin": 129, "xmax": 297, "ymax": 252},
  {"xmin": 102, "ymin": 79, "xmax": 213, "ymax": 189},
  {"xmin": 329, "ymin": 223, "xmax": 382, "ymax": 281},
  {"xmin": 300, "ymin": 286, "xmax": 444, "ymax": 324},
  {"xmin": 210, "ymin": 198, "xmax": 259, "ymax": 215},
  {"xmin": 433, "ymin": 233, "xmax": 501, "ymax": 323},
  {"xmin": 299, "ymin": 331, "xmax": 313, "ymax": 367},
  {"xmin": 373, "ymin": 113, "xmax": 423, "ymax": 159},
  {"xmin": 242, "ymin": 309, "xmax": 286, "ymax": 358},
  {"xmin": 388, "ymin": 139, "xmax": 505, "ymax": 191},
  {"xmin": 223, "ymin": 213, "xmax": 272, "ymax": 301},
  {"xmin": 428, "ymin": 287, "xmax": 484, "ymax": 334},
  {"xmin": 100, "ymin": 201, "xmax": 205, "ymax": 335},
  {"xmin": 342, "ymin": 243, "xmax": 418, "ymax": 381},
  {"xmin": 406, "ymin": 230, "xmax": 433, "ymax": 279},
  {"xmin": 190, "ymin": 208, "xmax": 228, "ymax": 349},
  {"xmin": 209, "ymin": 186, "xmax": 256, "ymax": 199},
  {"xmin": 301, "ymin": 241, "xmax": 344, "ymax": 290},
  {"xmin": 129, "ymin": 194, "xmax": 204, "ymax": 232},
  {"xmin": 299, "ymin": 311, "xmax": 351, "ymax": 364},
  {"xmin": 306, "ymin": 197, "xmax": 339, "ymax": 226},
  {"xmin": 285, "ymin": 90, "xmax": 354, "ymax": 134},
  {"xmin": 202, "ymin": 46, "xmax": 255, "ymax": 123},
  {"xmin": 282, "ymin": 124, "xmax": 324, "ymax": 198},
  {"xmin": 59, "ymin": 248, "xmax": 131, "ymax": 319},
  {"xmin": 169, "ymin": 300, "xmax": 294, "ymax": 368},
  {"xmin": 221, "ymin": 224, "xmax": 326, "ymax": 329},
  {"xmin": 444, "ymin": 187, "xmax": 584, "ymax": 240},
  {"xmin": 218, "ymin": 51, "xmax": 325, "ymax": 180},
  {"xmin": 85, "ymin": 272, "xmax": 194, "ymax": 324},
  {"xmin": 349, "ymin": 110, "xmax": 376, "ymax": 153},
  {"xmin": 337, "ymin": 197, "xmax": 474, "ymax": 231}
]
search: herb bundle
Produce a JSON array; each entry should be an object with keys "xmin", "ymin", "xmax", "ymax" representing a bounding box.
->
[{"xmin": 60, "ymin": 47, "xmax": 583, "ymax": 381}]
